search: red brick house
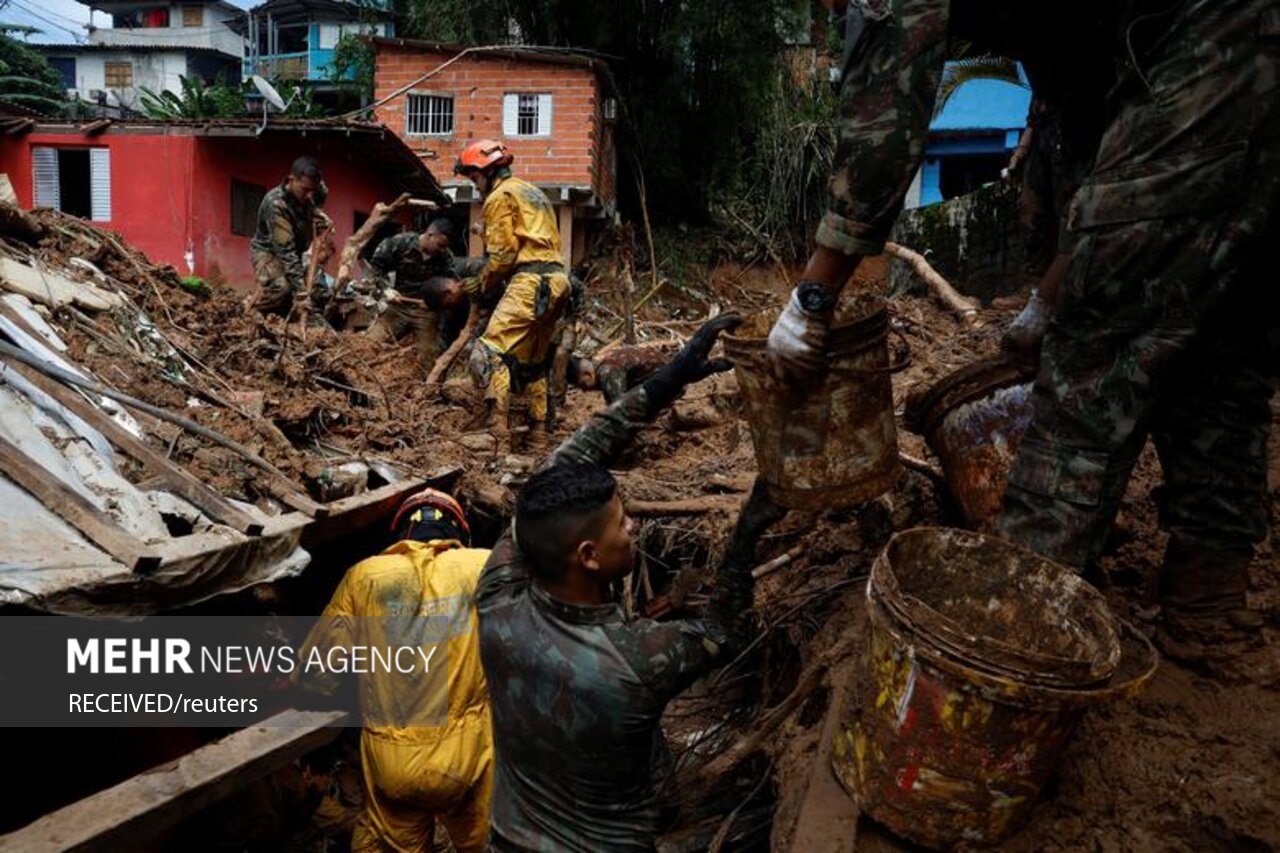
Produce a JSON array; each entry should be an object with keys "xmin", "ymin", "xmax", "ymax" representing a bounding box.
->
[
  {"xmin": 370, "ymin": 38, "xmax": 616, "ymax": 265},
  {"xmin": 0, "ymin": 117, "xmax": 445, "ymax": 285}
]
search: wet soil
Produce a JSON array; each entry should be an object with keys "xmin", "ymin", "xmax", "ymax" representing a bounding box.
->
[{"xmin": 17, "ymin": 214, "xmax": 1278, "ymax": 850}]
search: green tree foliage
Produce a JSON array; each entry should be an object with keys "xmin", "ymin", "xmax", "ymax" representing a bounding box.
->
[
  {"xmin": 0, "ymin": 29, "xmax": 68, "ymax": 113},
  {"xmin": 397, "ymin": 0, "xmax": 807, "ymax": 223},
  {"xmin": 138, "ymin": 74, "xmax": 245, "ymax": 118},
  {"xmin": 328, "ymin": 32, "xmax": 374, "ymax": 96}
]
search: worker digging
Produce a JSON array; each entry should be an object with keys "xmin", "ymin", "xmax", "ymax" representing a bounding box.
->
[{"xmin": 0, "ymin": 3, "xmax": 1274, "ymax": 852}]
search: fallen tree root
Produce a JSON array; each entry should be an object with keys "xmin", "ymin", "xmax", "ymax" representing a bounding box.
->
[
  {"xmin": 626, "ymin": 496, "xmax": 740, "ymax": 516},
  {"xmin": 885, "ymin": 241, "xmax": 980, "ymax": 326},
  {"xmin": 694, "ymin": 661, "xmax": 829, "ymax": 789}
]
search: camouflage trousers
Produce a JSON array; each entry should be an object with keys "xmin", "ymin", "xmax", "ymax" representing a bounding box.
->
[
  {"xmin": 998, "ymin": 0, "xmax": 1280, "ymax": 574},
  {"xmin": 366, "ymin": 300, "xmax": 442, "ymax": 366},
  {"xmin": 250, "ymin": 251, "xmax": 328, "ymax": 318}
]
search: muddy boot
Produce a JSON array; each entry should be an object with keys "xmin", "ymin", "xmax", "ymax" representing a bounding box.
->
[
  {"xmin": 1154, "ymin": 537, "xmax": 1264, "ymax": 676},
  {"xmin": 525, "ymin": 421, "xmax": 549, "ymax": 456},
  {"xmin": 505, "ymin": 395, "xmax": 531, "ymax": 454}
]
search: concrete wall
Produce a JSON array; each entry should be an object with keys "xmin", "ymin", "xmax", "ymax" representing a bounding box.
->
[
  {"xmin": 887, "ymin": 178, "xmax": 1029, "ymax": 304},
  {"xmin": 88, "ymin": 3, "xmax": 243, "ymax": 57},
  {"xmin": 42, "ymin": 49, "xmax": 189, "ymax": 108}
]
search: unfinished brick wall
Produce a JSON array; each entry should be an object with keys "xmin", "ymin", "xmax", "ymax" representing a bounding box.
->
[{"xmin": 372, "ymin": 43, "xmax": 608, "ymax": 199}]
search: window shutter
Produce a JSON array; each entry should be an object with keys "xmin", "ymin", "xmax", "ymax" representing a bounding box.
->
[
  {"xmin": 90, "ymin": 148, "xmax": 111, "ymax": 221},
  {"xmin": 502, "ymin": 94, "xmax": 518, "ymax": 137},
  {"xmin": 537, "ymin": 94, "xmax": 552, "ymax": 136},
  {"xmin": 32, "ymin": 147, "xmax": 59, "ymax": 210}
]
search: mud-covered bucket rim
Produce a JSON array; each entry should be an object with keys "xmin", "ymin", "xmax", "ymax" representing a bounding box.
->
[
  {"xmin": 866, "ymin": 589, "xmax": 1159, "ymax": 710},
  {"xmin": 903, "ymin": 355, "xmax": 1035, "ymax": 436},
  {"xmin": 869, "ymin": 527, "xmax": 1124, "ymax": 689}
]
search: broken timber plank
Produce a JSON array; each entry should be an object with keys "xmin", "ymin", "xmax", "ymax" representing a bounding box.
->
[
  {"xmin": 786, "ymin": 663, "xmax": 859, "ymax": 853},
  {"xmin": 0, "ymin": 709, "xmax": 347, "ymax": 853},
  {"xmin": 4, "ymin": 358, "xmax": 265, "ymax": 536},
  {"xmin": 0, "ymin": 255, "xmax": 124, "ymax": 312},
  {"xmin": 0, "ymin": 433, "xmax": 161, "ymax": 573},
  {"xmin": 300, "ymin": 477, "xmax": 428, "ymax": 549}
]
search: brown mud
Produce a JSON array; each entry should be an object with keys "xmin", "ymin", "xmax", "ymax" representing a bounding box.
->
[{"xmin": 13, "ymin": 212, "xmax": 1278, "ymax": 850}]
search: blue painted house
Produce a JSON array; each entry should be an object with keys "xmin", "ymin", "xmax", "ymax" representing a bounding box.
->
[
  {"xmin": 236, "ymin": 0, "xmax": 393, "ymax": 85},
  {"xmin": 907, "ymin": 64, "xmax": 1032, "ymax": 208}
]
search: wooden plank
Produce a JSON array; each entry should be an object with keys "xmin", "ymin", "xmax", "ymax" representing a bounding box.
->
[
  {"xmin": 264, "ymin": 479, "xmax": 330, "ymax": 518},
  {"xmin": 787, "ymin": 663, "xmax": 859, "ymax": 853},
  {"xmin": 5, "ymin": 358, "xmax": 265, "ymax": 536},
  {"xmin": 0, "ymin": 710, "xmax": 347, "ymax": 853},
  {"xmin": 0, "ymin": 433, "xmax": 161, "ymax": 573},
  {"xmin": 300, "ymin": 476, "xmax": 428, "ymax": 549}
]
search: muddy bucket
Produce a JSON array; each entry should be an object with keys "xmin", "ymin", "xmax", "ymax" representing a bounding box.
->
[
  {"xmin": 724, "ymin": 297, "xmax": 904, "ymax": 510},
  {"xmin": 904, "ymin": 356, "xmax": 1035, "ymax": 530},
  {"xmin": 834, "ymin": 528, "xmax": 1157, "ymax": 849}
]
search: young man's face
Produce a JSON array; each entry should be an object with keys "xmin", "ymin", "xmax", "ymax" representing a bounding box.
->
[
  {"xmin": 439, "ymin": 279, "xmax": 465, "ymax": 309},
  {"xmin": 585, "ymin": 494, "xmax": 636, "ymax": 581},
  {"xmin": 467, "ymin": 171, "xmax": 490, "ymax": 197},
  {"xmin": 420, "ymin": 225, "xmax": 451, "ymax": 256},
  {"xmin": 287, "ymin": 174, "xmax": 318, "ymax": 205}
]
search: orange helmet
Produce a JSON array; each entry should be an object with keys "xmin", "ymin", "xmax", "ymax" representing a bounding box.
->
[
  {"xmin": 390, "ymin": 487, "xmax": 470, "ymax": 543},
  {"xmin": 454, "ymin": 139, "xmax": 513, "ymax": 175}
]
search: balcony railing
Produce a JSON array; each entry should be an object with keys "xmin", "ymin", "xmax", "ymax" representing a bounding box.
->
[{"xmin": 245, "ymin": 52, "xmax": 309, "ymax": 80}]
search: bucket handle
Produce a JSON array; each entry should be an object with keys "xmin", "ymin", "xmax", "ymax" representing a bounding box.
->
[{"xmin": 829, "ymin": 327, "xmax": 912, "ymax": 377}]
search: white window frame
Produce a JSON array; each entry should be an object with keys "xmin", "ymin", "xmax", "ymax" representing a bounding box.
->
[
  {"xmin": 32, "ymin": 146, "xmax": 111, "ymax": 222},
  {"xmin": 502, "ymin": 93, "xmax": 552, "ymax": 138},
  {"xmin": 404, "ymin": 92, "xmax": 455, "ymax": 137},
  {"xmin": 318, "ymin": 23, "xmax": 341, "ymax": 49}
]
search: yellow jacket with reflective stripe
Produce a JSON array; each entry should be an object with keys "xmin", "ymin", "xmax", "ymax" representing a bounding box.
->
[
  {"xmin": 479, "ymin": 175, "xmax": 562, "ymax": 294},
  {"xmin": 297, "ymin": 539, "xmax": 491, "ymax": 757}
]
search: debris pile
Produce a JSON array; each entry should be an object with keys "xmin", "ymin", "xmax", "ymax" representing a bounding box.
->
[{"xmin": 0, "ymin": 205, "xmax": 1275, "ymax": 850}]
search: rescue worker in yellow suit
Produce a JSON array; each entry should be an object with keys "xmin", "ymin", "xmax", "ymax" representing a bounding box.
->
[
  {"xmin": 454, "ymin": 139, "xmax": 571, "ymax": 451},
  {"xmin": 296, "ymin": 488, "xmax": 492, "ymax": 852}
]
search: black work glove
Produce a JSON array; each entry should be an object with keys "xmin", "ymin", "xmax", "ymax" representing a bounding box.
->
[
  {"xmin": 640, "ymin": 313, "xmax": 744, "ymax": 417},
  {"xmin": 721, "ymin": 478, "xmax": 789, "ymax": 580}
]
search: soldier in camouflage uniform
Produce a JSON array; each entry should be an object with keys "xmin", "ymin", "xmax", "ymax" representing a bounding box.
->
[
  {"xmin": 365, "ymin": 219, "xmax": 486, "ymax": 366},
  {"xmin": 569, "ymin": 341, "xmax": 678, "ymax": 404},
  {"xmin": 250, "ymin": 156, "xmax": 323, "ymax": 318},
  {"xmin": 474, "ymin": 315, "xmax": 789, "ymax": 851},
  {"xmin": 768, "ymin": 0, "xmax": 1278, "ymax": 658}
]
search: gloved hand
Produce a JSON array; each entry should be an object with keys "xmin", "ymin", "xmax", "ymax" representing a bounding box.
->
[
  {"xmin": 641, "ymin": 313, "xmax": 744, "ymax": 416},
  {"xmin": 1001, "ymin": 288, "xmax": 1050, "ymax": 364},
  {"xmin": 767, "ymin": 283, "xmax": 835, "ymax": 380}
]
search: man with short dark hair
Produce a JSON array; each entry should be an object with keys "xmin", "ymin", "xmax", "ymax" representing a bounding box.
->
[
  {"xmin": 250, "ymin": 156, "xmax": 324, "ymax": 317},
  {"xmin": 365, "ymin": 218, "xmax": 482, "ymax": 366},
  {"xmin": 475, "ymin": 314, "xmax": 789, "ymax": 851}
]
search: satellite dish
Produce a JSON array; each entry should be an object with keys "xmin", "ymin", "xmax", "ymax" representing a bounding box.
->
[{"xmin": 251, "ymin": 74, "xmax": 287, "ymax": 111}]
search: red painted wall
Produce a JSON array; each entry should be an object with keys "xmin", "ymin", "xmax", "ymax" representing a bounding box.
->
[
  {"xmin": 190, "ymin": 135, "xmax": 404, "ymax": 285},
  {"xmin": 373, "ymin": 44, "xmax": 611, "ymax": 200},
  {"xmin": 0, "ymin": 130, "xmax": 416, "ymax": 288},
  {"xmin": 0, "ymin": 132, "xmax": 194, "ymax": 272}
]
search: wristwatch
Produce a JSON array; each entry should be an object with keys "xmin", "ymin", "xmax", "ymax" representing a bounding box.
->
[{"xmin": 796, "ymin": 280, "xmax": 836, "ymax": 315}]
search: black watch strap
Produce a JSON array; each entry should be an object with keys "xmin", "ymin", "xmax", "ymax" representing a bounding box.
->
[{"xmin": 796, "ymin": 281, "xmax": 836, "ymax": 315}]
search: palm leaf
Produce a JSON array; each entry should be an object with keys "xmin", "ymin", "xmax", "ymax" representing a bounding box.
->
[{"xmin": 933, "ymin": 56, "xmax": 1025, "ymax": 119}]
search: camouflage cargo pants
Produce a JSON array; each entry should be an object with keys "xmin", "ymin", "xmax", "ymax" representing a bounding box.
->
[
  {"xmin": 998, "ymin": 0, "xmax": 1280, "ymax": 572},
  {"xmin": 251, "ymin": 251, "xmax": 329, "ymax": 319},
  {"xmin": 251, "ymin": 251, "xmax": 294, "ymax": 318},
  {"xmin": 365, "ymin": 299, "xmax": 442, "ymax": 366}
]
